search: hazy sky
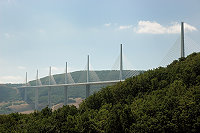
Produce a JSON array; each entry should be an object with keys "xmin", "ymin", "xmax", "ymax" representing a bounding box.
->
[{"xmin": 0, "ymin": 0, "xmax": 200, "ymax": 83}]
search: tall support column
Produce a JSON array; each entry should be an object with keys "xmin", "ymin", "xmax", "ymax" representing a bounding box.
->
[
  {"xmin": 181, "ymin": 22, "xmax": 185, "ymax": 58},
  {"xmin": 65, "ymin": 62, "xmax": 68, "ymax": 84},
  {"xmin": 64, "ymin": 62, "xmax": 68, "ymax": 105},
  {"xmin": 86, "ymin": 85, "xmax": 90, "ymax": 98},
  {"xmin": 86, "ymin": 55, "xmax": 90, "ymax": 98},
  {"xmin": 87, "ymin": 55, "xmax": 89, "ymax": 83},
  {"xmin": 24, "ymin": 72, "xmax": 27, "ymax": 101},
  {"xmin": 35, "ymin": 70, "xmax": 39, "ymax": 110},
  {"xmin": 64, "ymin": 87, "xmax": 68, "ymax": 105},
  {"xmin": 119, "ymin": 44, "xmax": 123, "ymax": 80},
  {"xmin": 48, "ymin": 67, "xmax": 51, "ymax": 108}
]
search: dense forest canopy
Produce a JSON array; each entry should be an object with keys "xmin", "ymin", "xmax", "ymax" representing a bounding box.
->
[{"xmin": 0, "ymin": 53, "xmax": 200, "ymax": 132}]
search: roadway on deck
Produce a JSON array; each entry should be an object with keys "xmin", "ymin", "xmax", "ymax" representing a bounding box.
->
[{"xmin": 18, "ymin": 80, "xmax": 125, "ymax": 88}]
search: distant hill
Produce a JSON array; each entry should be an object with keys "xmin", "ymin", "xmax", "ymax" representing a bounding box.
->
[
  {"xmin": 1, "ymin": 70, "xmax": 144, "ymax": 112},
  {"xmin": 0, "ymin": 85, "xmax": 20, "ymax": 102},
  {"xmin": 0, "ymin": 85, "xmax": 22, "ymax": 114}
]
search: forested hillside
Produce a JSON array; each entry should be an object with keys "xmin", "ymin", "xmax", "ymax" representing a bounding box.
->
[{"xmin": 0, "ymin": 53, "xmax": 200, "ymax": 132}]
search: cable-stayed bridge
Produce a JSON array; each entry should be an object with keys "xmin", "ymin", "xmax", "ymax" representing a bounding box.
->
[
  {"xmin": 18, "ymin": 44, "xmax": 143, "ymax": 110},
  {"xmin": 17, "ymin": 22, "xmax": 199, "ymax": 110},
  {"xmin": 160, "ymin": 22, "xmax": 200, "ymax": 66}
]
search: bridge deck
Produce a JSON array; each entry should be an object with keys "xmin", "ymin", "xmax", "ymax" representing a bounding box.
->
[{"xmin": 18, "ymin": 80, "xmax": 124, "ymax": 88}]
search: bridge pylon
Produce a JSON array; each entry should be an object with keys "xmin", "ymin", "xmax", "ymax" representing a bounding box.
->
[
  {"xmin": 181, "ymin": 22, "xmax": 185, "ymax": 58},
  {"xmin": 86, "ymin": 55, "xmax": 90, "ymax": 98},
  {"xmin": 119, "ymin": 44, "xmax": 123, "ymax": 81}
]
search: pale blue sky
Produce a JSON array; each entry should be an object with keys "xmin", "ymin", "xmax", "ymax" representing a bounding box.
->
[{"xmin": 0, "ymin": 0, "xmax": 200, "ymax": 83}]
